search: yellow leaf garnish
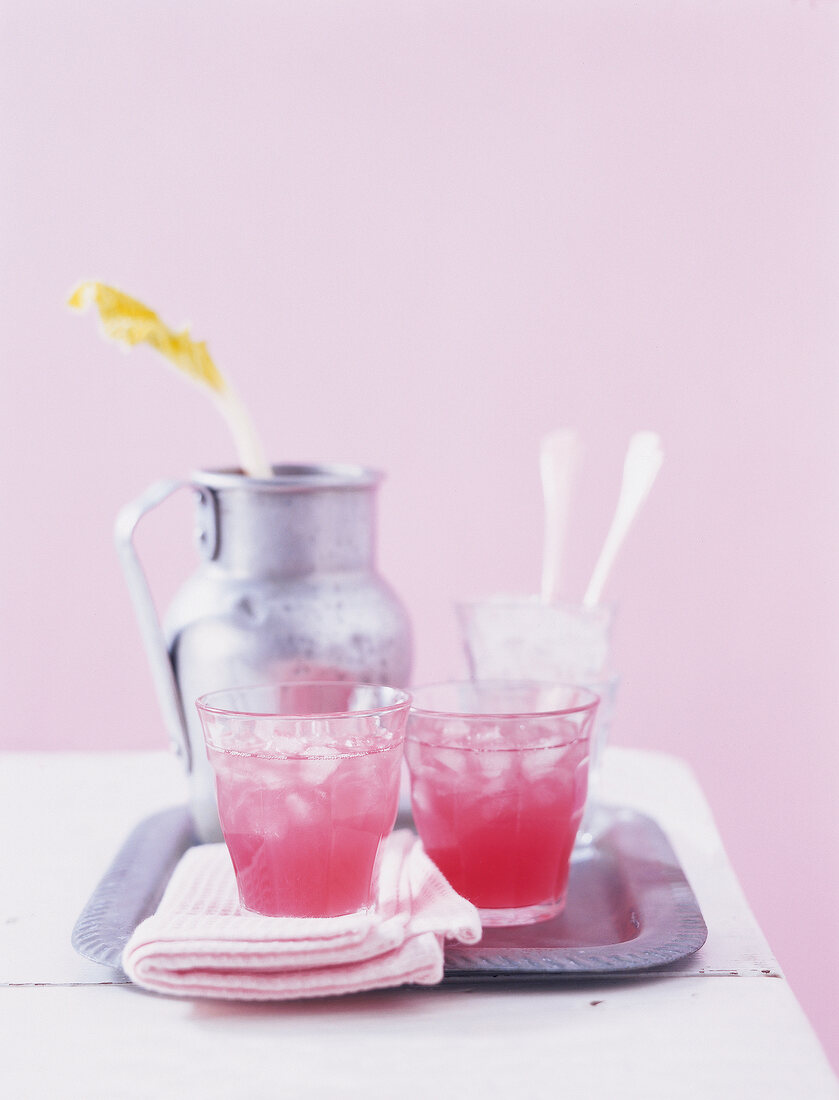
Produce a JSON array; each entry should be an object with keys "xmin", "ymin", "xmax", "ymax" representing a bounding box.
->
[
  {"xmin": 68, "ymin": 281, "xmax": 227, "ymax": 395},
  {"xmin": 68, "ymin": 280, "xmax": 271, "ymax": 478}
]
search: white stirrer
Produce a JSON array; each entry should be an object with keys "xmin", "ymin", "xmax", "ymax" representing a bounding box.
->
[
  {"xmin": 540, "ymin": 428, "xmax": 581, "ymax": 603},
  {"xmin": 582, "ymin": 430, "xmax": 664, "ymax": 608}
]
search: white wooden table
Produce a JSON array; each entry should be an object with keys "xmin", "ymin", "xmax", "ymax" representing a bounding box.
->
[{"xmin": 1, "ymin": 748, "xmax": 836, "ymax": 1099}]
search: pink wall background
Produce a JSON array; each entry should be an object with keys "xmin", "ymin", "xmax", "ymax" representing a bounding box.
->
[{"xmin": 2, "ymin": 0, "xmax": 837, "ymax": 1067}]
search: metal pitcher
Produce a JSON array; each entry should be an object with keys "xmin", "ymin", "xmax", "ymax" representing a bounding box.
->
[{"xmin": 116, "ymin": 463, "xmax": 413, "ymax": 841}]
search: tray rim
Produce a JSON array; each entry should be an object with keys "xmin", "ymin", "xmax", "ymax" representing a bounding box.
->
[{"xmin": 71, "ymin": 803, "xmax": 707, "ymax": 982}]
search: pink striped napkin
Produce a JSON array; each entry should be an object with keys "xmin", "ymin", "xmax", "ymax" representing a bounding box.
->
[{"xmin": 122, "ymin": 830, "xmax": 481, "ymax": 1000}]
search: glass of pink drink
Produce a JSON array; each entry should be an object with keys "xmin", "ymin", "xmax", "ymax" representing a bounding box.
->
[
  {"xmin": 196, "ymin": 683, "xmax": 410, "ymax": 917},
  {"xmin": 406, "ymin": 681, "xmax": 598, "ymax": 927}
]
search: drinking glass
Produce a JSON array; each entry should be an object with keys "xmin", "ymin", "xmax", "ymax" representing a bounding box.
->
[
  {"xmin": 405, "ymin": 681, "xmax": 598, "ymax": 927},
  {"xmin": 196, "ymin": 682, "xmax": 410, "ymax": 917}
]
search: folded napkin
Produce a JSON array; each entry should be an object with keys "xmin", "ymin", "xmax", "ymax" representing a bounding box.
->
[{"xmin": 122, "ymin": 829, "xmax": 481, "ymax": 1000}]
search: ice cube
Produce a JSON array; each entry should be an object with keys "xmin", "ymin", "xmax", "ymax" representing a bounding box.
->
[
  {"xmin": 434, "ymin": 747, "xmax": 470, "ymax": 782},
  {"xmin": 285, "ymin": 791, "xmax": 316, "ymax": 821},
  {"xmin": 476, "ymin": 750, "xmax": 513, "ymax": 783},
  {"xmin": 298, "ymin": 755, "xmax": 342, "ymax": 785},
  {"xmin": 442, "ymin": 718, "xmax": 472, "ymax": 742},
  {"xmin": 266, "ymin": 735, "xmax": 302, "ymax": 758},
  {"xmin": 474, "ymin": 723, "xmax": 504, "ymax": 748},
  {"xmin": 519, "ymin": 745, "xmax": 564, "ymax": 785}
]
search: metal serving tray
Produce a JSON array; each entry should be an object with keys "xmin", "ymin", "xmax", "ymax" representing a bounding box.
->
[{"xmin": 72, "ymin": 804, "xmax": 707, "ymax": 981}]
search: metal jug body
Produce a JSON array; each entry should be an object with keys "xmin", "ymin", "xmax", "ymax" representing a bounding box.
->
[{"xmin": 117, "ymin": 464, "xmax": 413, "ymax": 842}]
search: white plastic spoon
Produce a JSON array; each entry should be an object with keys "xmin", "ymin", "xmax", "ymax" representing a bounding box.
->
[
  {"xmin": 540, "ymin": 428, "xmax": 581, "ymax": 603},
  {"xmin": 582, "ymin": 430, "xmax": 664, "ymax": 608}
]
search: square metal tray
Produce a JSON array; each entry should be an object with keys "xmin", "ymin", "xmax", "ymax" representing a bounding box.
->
[{"xmin": 72, "ymin": 804, "xmax": 707, "ymax": 982}]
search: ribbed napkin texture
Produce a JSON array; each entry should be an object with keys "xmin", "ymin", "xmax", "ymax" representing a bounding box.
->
[{"xmin": 122, "ymin": 829, "xmax": 481, "ymax": 1000}]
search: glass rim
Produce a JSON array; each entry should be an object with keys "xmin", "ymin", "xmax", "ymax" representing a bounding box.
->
[
  {"xmin": 407, "ymin": 679, "xmax": 600, "ymax": 721},
  {"xmin": 195, "ymin": 681, "xmax": 412, "ymax": 721}
]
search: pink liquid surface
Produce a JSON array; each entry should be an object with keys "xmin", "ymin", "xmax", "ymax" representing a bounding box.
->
[
  {"xmin": 406, "ymin": 734, "xmax": 589, "ymax": 912},
  {"xmin": 209, "ymin": 742, "xmax": 402, "ymax": 917}
]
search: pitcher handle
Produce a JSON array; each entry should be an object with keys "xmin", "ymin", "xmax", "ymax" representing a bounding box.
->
[{"xmin": 114, "ymin": 479, "xmax": 192, "ymax": 770}]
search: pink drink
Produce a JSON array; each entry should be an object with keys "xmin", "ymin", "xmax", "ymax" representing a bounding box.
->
[
  {"xmin": 406, "ymin": 682, "xmax": 596, "ymax": 926},
  {"xmin": 197, "ymin": 683, "xmax": 410, "ymax": 918},
  {"xmin": 406, "ymin": 735, "xmax": 588, "ymax": 912},
  {"xmin": 208, "ymin": 741, "xmax": 403, "ymax": 917}
]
